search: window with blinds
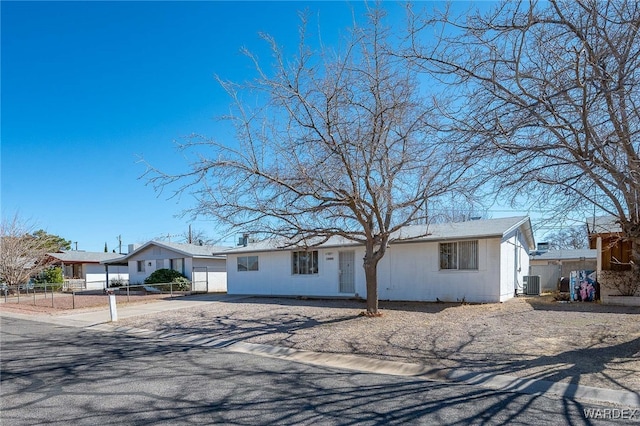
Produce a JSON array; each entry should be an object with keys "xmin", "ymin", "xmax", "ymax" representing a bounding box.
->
[
  {"xmin": 292, "ymin": 251, "xmax": 318, "ymax": 275},
  {"xmin": 439, "ymin": 240, "xmax": 478, "ymax": 270}
]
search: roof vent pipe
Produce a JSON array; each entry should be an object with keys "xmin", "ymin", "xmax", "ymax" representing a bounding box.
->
[{"xmin": 237, "ymin": 234, "xmax": 249, "ymax": 247}]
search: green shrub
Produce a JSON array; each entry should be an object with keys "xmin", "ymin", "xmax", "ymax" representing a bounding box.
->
[
  {"xmin": 35, "ymin": 267, "xmax": 64, "ymax": 284},
  {"xmin": 144, "ymin": 269, "xmax": 191, "ymax": 291},
  {"xmin": 160, "ymin": 276, "xmax": 190, "ymax": 291}
]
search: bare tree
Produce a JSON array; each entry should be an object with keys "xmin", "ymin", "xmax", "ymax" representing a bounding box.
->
[
  {"xmin": 145, "ymin": 9, "xmax": 480, "ymax": 315},
  {"xmin": 407, "ymin": 0, "xmax": 640, "ymax": 275},
  {"xmin": 423, "ymin": 193, "xmax": 489, "ymax": 224},
  {"xmin": 181, "ymin": 225, "xmax": 214, "ymax": 245},
  {"xmin": 0, "ymin": 215, "xmax": 55, "ymax": 287},
  {"xmin": 543, "ymin": 226, "xmax": 589, "ymax": 250}
]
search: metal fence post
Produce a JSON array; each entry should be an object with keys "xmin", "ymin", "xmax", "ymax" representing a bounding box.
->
[
  {"xmin": 72, "ymin": 291, "xmax": 75, "ymax": 309},
  {"xmin": 33, "ymin": 287, "xmax": 36, "ymax": 305},
  {"xmin": 51, "ymin": 286, "xmax": 54, "ymax": 308},
  {"xmin": 170, "ymin": 282, "xmax": 173, "ymax": 298},
  {"xmin": 127, "ymin": 285, "xmax": 130, "ymax": 302}
]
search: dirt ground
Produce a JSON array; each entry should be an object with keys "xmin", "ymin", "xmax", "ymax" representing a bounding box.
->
[
  {"xmin": 2, "ymin": 293, "xmax": 639, "ymax": 393},
  {"xmin": 117, "ymin": 294, "xmax": 640, "ymax": 393},
  {"xmin": 0, "ymin": 291, "xmax": 181, "ymax": 314}
]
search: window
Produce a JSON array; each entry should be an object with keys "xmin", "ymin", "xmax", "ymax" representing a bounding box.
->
[
  {"xmin": 439, "ymin": 240, "xmax": 478, "ymax": 270},
  {"xmin": 137, "ymin": 260, "xmax": 145, "ymax": 272},
  {"xmin": 440, "ymin": 242, "xmax": 457, "ymax": 270},
  {"xmin": 292, "ymin": 251, "xmax": 318, "ymax": 275},
  {"xmin": 458, "ymin": 240, "xmax": 479, "ymax": 270},
  {"xmin": 237, "ymin": 256, "xmax": 259, "ymax": 272},
  {"xmin": 170, "ymin": 258, "xmax": 184, "ymax": 274}
]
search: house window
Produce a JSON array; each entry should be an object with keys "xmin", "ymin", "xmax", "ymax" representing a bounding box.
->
[
  {"xmin": 170, "ymin": 258, "xmax": 184, "ymax": 274},
  {"xmin": 440, "ymin": 240, "xmax": 478, "ymax": 270},
  {"xmin": 137, "ymin": 260, "xmax": 145, "ymax": 272},
  {"xmin": 237, "ymin": 256, "xmax": 259, "ymax": 272},
  {"xmin": 292, "ymin": 251, "xmax": 318, "ymax": 275}
]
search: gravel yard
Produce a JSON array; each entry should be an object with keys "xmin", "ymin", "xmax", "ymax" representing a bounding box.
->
[
  {"xmin": 3, "ymin": 293, "xmax": 639, "ymax": 393},
  {"xmin": 0, "ymin": 291, "xmax": 182, "ymax": 313},
  {"xmin": 116, "ymin": 295, "xmax": 640, "ymax": 393}
]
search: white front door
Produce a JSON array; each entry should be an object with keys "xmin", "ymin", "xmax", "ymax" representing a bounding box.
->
[{"xmin": 339, "ymin": 251, "xmax": 355, "ymax": 293}]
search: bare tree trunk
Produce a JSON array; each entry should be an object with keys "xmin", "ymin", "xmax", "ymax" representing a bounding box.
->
[
  {"xmin": 363, "ymin": 241, "xmax": 384, "ymax": 316},
  {"xmin": 364, "ymin": 260, "xmax": 380, "ymax": 315}
]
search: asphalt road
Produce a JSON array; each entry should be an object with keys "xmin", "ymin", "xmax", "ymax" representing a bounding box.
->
[{"xmin": 0, "ymin": 317, "xmax": 626, "ymax": 425}]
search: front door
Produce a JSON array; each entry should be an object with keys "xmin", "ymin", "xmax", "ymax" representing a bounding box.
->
[{"xmin": 339, "ymin": 251, "xmax": 355, "ymax": 293}]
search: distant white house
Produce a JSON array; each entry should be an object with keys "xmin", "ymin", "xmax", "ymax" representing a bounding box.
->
[
  {"xmin": 103, "ymin": 241, "xmax": 230, "ymax": 292},
  {"xmin": 221, "ymin": 216, "xmax": 535, "ymax": 303},
  {"xmin": 47, "ymin": 251, "xmax": 128, "ymax": 290},
  {"xmin": 529, "ymin": 249, "xmax": 597, "ymax": 292}
]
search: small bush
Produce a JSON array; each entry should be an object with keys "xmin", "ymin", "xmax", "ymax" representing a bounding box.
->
[
  {"xmin": 145, "ymin": 269, "xmax": 190, "ymax": 291},
  {"xmin": 35, "ymin": 267, "xmax": 64, "ymax": 284},
  {"xmin": 159, "ymin": 277, "xmax": 190, "ymax": 292},
  {"xmin": 600, "ymin": 270, "xmax": 640, "ymax": 296},
  {"xmin": 109, "ymin": 277, "xmax": 127, "ymax": 287}
]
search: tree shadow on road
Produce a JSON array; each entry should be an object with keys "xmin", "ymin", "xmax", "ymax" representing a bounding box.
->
[{"xmin": 1, "ymin": 318, "xmax": 597, "ymax": 425}]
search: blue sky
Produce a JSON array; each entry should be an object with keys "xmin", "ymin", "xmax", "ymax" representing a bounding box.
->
[
  {"xmin": 2, "ymin": 1, "xmax": 378, "ymax": 251},
  {"xmin": 3, "ymin": 1, "xmax": 558, "ymax": 252}
]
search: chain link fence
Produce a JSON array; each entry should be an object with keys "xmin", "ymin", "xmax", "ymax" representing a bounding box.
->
[{"xmin": 0, "ymin": 281, "xmax": 192, "ymax": 310}]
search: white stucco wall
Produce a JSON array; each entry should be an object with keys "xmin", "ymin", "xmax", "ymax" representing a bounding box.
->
[
  {"xmin": 499, "ymin": 230, "xmax": 531, "ymax": 300},
  {"xmin": 228, "ymin": 236, "xmax": 521, "ymax": 303},
  {"xmin": 377, "ymin": 239, "xmax": 502, "ymax": 303},
  {"xmin": 86, "ymin": 263, "xmax": 129, "ymax": 290},
  {"xmin": 228, "ymin": 249, "xmax": 363, "ymax": 297}
]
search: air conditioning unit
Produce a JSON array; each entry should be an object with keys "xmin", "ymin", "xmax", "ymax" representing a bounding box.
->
[{"xmin": 523, "ymin": 275, "xmax": 541, "ymax": 296}]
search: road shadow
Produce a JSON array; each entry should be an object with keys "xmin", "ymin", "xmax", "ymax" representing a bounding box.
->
[{"xmin": 1, "ymin": 317, "xmax": 600, "ymax": 425}]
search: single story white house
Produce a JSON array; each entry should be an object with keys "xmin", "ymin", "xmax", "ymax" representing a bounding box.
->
[
  {"xmin": 47, "ymin": 251, "xmax": 128, "ymax": 290},
  {"xmin": 103, "ymin": 241, "xmax": 229, "ymax": 292},
  {"xmin": 221, "ymin": 216, "xmax": 535, "ymax": 303}
]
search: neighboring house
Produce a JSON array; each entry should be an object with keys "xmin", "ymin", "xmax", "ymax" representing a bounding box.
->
[
  {"xmin": 529, "ymin": 249, "xmax": 597, "ymax": 292},
  {"xmin": 587, "ymin": 216, "xmax": 632, "ymax": 271},
  {"xmin": 221, "ymin": 216, "xmax": 535, "ymax": 303},
  {"xmin": 104, "ymin": 241, "xmax": 229, "ymax": 292},
  {"xmin": 47, "ymin": 251, "xmax": 128, "ymax": 290}
]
